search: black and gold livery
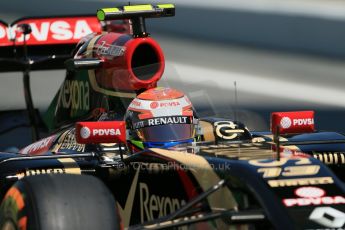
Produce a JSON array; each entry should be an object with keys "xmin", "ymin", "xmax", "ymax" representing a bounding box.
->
[{"xmin": 0, "ymin": 3, "xmax": 344, "ymax": 230}]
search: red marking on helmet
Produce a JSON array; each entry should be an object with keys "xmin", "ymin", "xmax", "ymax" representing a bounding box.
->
[
  {"xmin": 131, "ymin": 99, "xmax": 141, "ymax": 107},
  {"xmin": 138, "ymin": 112, "xmax": 154, "ymax": 120},
  {"xmin": 150, "ymin": 101, "xmax": 159, "ymax": 109},
  {"xmin": 138, "ymin": 87, "xmax": 184, "ymax": 100},
  {"xmin": 182, "ymin": 104, "xmax": 192, "ymax": 110},
  {"xmin": 182, "ymin": 105, "xmax": 194, "ymax": 116},
  {"xmin": 159, "ymin": 101, "xmax": 180, "ymax": 107},
  {"xmin": 184, "ymin": 96, "xmax": 192, "ymax": 104},
  {"xmin": 182, "ymin": 110, "xmax": 193, "ymax": 116}
]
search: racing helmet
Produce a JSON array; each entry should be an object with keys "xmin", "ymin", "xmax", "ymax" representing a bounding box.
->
[{"xmin": 125, "ymin": 87, "xmax": 197, "ymax": 150}]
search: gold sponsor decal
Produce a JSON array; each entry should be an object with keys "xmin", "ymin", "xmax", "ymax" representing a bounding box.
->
[
  {"xmin": 258, "ymin": 165, "xmax": 320, "ymax": 178},
  {"xmin": 55, "ymin": 130, "xmax": 86, "ymax": 152},
  {"xmin": 140, "ymin": 182, "xmax": 186, "ymax": 222},
  {"xmin": 117, "ymin": 169, "xmax": 140, "ymax": 227},
  {"xmin": 58, "ymin": 158, "xmax": 81, "ymax": 174},
  {"xmin": 214, "ymin": 121, "xmax": 244, "ymax": 140},
  {"xmin": 17, "ymin": 168, "xmax": 65, "ymax": 179},
  {"xmin": 313, "ymin": 152, "xmax": 345, "ymax": 164},
  {"xmin": 268, "ymin": 177, "xmax": 334, "ymax": 187},
  {"xmin": 59, "ymin": 142, "xmax": 85, "ymax": 152},
  {"xmin": 249, "ymin": 157, "xmax": 312, "ymax": 167}
]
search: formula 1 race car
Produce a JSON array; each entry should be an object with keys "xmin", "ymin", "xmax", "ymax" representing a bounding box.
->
[{"xmin": 0, "ymin": 4, "xmax": 344, "ymax": 230}]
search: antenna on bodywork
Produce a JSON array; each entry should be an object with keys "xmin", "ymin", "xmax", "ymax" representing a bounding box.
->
[
  {"xmin": 16, "ymin": 24, "xmax": 39, "ymax": 141},
  {"xmin": 234, "ymin": 81, "xmax": 238, "ymax": 121},
  {"xmin": 273, "ymin": 125, "xmax": 280, "ymax": 161}
]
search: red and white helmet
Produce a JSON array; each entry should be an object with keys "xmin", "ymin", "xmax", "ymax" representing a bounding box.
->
[{"xmin": 125, "ymin": 87, "xmax": 197, "ymax": 149}]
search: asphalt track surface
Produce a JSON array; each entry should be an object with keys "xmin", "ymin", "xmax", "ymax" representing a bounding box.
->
[{"xmin": 1, "ymin": 0, "xmax": 345, "ymax": 149}]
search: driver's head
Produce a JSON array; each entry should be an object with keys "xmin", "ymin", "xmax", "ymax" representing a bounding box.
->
[{"xmin": 125, "ymin": 87, "xmax": 197, "ymax": 151}]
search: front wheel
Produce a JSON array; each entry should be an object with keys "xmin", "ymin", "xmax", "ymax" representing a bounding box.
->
[{"xmin": 0, "ymin": 174, "xmax": 121, "ymax": 230}]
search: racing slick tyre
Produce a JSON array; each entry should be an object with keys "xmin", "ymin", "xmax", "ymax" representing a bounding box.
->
[{"xmin": 0, "ymin": 174, "xmax": 121, "ymax": 230}]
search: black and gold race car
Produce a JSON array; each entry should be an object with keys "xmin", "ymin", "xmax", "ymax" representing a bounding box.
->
[{"xmin": 0, "ymin": 4, "xmax": 344, "ymax": 230}]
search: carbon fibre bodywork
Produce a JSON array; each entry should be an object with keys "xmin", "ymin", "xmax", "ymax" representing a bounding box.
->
[{"xmin": 0, "ymin": 126, "xmax": 345, "ymax": 229}]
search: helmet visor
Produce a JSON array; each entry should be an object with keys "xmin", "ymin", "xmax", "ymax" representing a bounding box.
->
[{"xmin": 137, "ymin": 124, "xmax": 195, "ymax": 142}]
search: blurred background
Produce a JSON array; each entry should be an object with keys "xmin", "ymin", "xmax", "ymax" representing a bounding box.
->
[{"xmin": 1, "ymin": 0, "xmax": 345, "ymax": 149}]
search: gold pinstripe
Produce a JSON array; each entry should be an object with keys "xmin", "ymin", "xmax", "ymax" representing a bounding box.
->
[
  {"xmin": 324, "ymin": 153, "xmax": 329, "ymax": 164},
  {"xmin": 199, "ymin": 121, "xmax": 215, "ymax": 142},
  {"xmin": 334, "ymin": 153, "xmax": 338, "ymax": 164},
  {"xmin": 58, "ymin": 158, "xmax": 81, "ymax": 174},
  {"xmin": 283, "ymin": 145, "xmax": 300, "ymax": 151},
  {"xmin": 329, "ymin": 153, "xmax": 334, "ymax": 164},
  {"xmin": 312, "ymin": 153, "xmax": 345, "ymax": 164},
  {"xmin": 117, "ymin": 169, "xmax": 140, "ymax": 227}
]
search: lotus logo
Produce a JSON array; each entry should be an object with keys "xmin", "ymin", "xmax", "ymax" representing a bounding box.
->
[
  {"xmin": 280, "ymin": 117, "xmax": 292, "ymax": 129},
  {"xmin": 80, "ymin": 127, "xmax": 91, "ymax": 139},
  {"xmin": 309, "ymin": 207, "xmax": 345, "ymax": 228},
  {"xmin": 295, "ymin": 186, "xmax": 325, "ymax": 198}
]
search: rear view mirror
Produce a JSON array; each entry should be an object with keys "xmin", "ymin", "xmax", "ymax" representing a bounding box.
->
[{"xmin": 75, "ymin": 121, "xmax": 126, "ymax": 144}]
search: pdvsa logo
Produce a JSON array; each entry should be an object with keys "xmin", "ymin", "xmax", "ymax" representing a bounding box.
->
[
  {"xmin": 92, "ymin": 129, "xmax": 121, "ymax": 136},
  {"xmin": 280, "ymin": 117, "xmax": 314, "ymax": 129},
  {"xmin": 0, "ymin": 17, "xmax": 101, "ymax": 46},
  {"xmin": 150, "ymin": 101, "xmax": 159, "ymax": 109},
  {"xmin": 81, "ymin": 128, "xmax": 121, "ymax": 139},
  {"xmin": 149, "ymin": 101, "xmax": 181, "ymax": 109},
  {"xmin": 283, "ymin": 186, "xmax": 345, "ymax": 207},
  {"xmin": 295, "ymin": 186, "xmax": 325, "ymax": 198},
  {"xmin": 159, "ymin": 101, "xmax": 180, "ymax": 107},
  {"xmin": 80, "ymin": 127, "xmax": 91, "ymax": 139},
  {"xmin": 293, "ymin": 118, "xmax": 314, "ymax": 126},
  {"xmin": 280, "ymin": 117, "xmax": 292, "ymax": 129},
  {"xmin": 271, "ymin": 111, "xmax": 315, "ymax": 134}
]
